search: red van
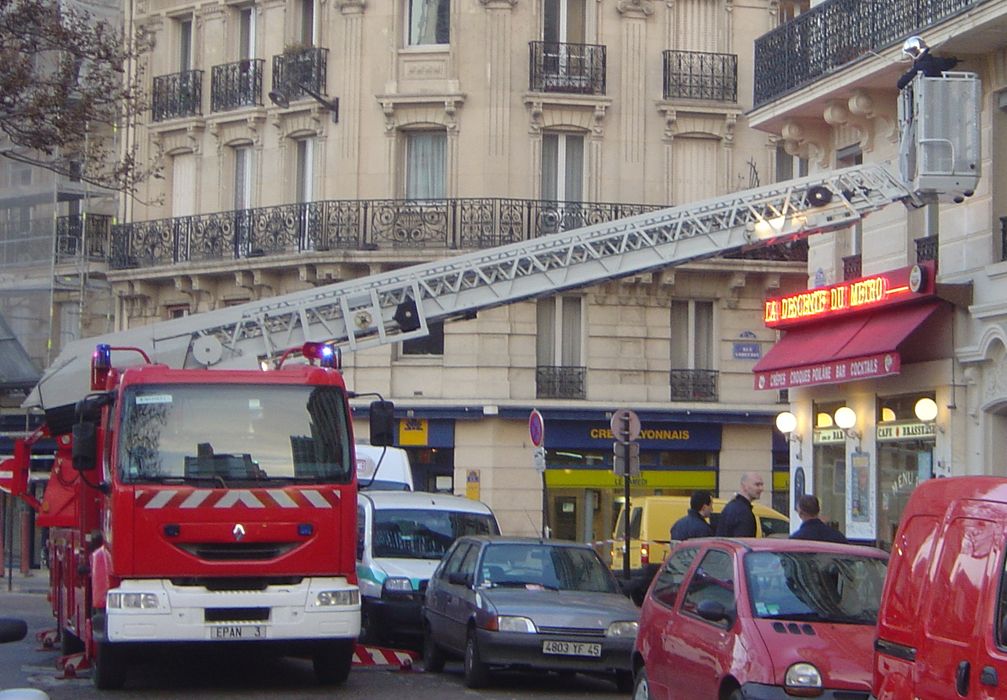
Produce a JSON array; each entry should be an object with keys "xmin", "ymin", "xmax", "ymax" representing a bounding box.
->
[{"xmin": 874, "ymin": 476, "xmax": 1007, "ymax": 700}]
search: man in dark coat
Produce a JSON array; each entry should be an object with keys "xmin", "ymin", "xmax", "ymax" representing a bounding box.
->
[
  {"xmin": 715, "ymin": 472, "xmax": 764, "ymax": 537},
  {"xmin": 670, "ymin": 491, "xmax": 714, "ymax": 541},
  {"xmin": 790, "ymin": 494, "xmax": 848, "ymax": 543}
]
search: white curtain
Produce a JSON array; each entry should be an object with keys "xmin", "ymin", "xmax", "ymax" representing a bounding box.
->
[
  {"xmin": 409, "ymin": 0, "xmax": 449, "ymax": 45},
  {"xmin": 405, "ymin": 131, "xmax": 446, "ymax": 199}
]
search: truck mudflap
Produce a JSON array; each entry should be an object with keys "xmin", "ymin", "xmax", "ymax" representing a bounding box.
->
[{"xmin": 103, "ymin": 577, "xmax": 360, "ymax": 643}]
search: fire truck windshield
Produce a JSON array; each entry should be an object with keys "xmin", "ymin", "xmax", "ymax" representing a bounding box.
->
[{"xmin": 117, "ymin": 384, "xmax": 352, "ymax": 484}]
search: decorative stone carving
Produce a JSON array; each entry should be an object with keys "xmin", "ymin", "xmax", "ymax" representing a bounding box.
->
[
  {"xmin": 823, "ymin": 99, "xmax": 870, "ymax": 151},
  {"xmin": 780, "ymin": 119, "xmax": 830, "ymax": 168},
  {"xmin": 616, "ymin": 0, "xmax": 654, "ymax": 18},
  {"xmin": 478, "ymin": 0, "xmax": 517, "ymax": 6},
  {"xmin": 847, "ymin": 89, "xmax": 898, "ymax": 145},
  {"xmin": 336, "ymin": 0, "xmax": 366, "ymax": 12}
]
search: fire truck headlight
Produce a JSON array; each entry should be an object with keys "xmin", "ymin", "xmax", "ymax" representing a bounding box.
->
[
  {"xmin": 314, "ymin": 589, "xmax": 360, "ymax": 607},
  {"xmin": 107, "ymin": 592, "xmax": 164, "ymax": 610}
]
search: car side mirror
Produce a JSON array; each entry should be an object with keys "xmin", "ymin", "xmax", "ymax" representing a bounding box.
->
[
  {"xmin": 369, "ymin": 400, "xmax": 395, "ymax": 447},
  {"xmin": 447, "ymin": 571, "xmax": 472, "ymax": 588},
  {"xmin": 72, "ymin": 422, "xmax": 97, "ymax": 472},
  {"xmin": 696, "ymin": 599, "xmax": 730, "ymax": 623}
]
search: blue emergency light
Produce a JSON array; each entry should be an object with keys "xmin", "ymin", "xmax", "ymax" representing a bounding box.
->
[{"xmin": 90, "ymin": 344, "xmax": 112, "ymax": 390}]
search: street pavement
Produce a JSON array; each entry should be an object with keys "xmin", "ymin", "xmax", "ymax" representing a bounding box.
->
[{"xmin": 1, "ymin": 567, "xmax": 51, "ymax": 596}]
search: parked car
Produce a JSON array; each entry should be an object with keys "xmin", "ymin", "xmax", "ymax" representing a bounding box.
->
[
  {"xmin": 874, "ymin": 476, "xmax": 1007, "ymax": 700},
  {"xmin": 632, "ymin": 538, "xmax": 887, "ymax": 699},
  {"xmin": 422, "ymin": 536, "xmax": 640, "ymax": 690},
  {"xmin": 357, "ymin": 490, "xmax": 499, "ymax": 648}
]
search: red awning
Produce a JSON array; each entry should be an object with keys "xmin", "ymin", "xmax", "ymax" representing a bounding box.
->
[{"xmin": 753, "ymin": 301, "xmax": 944, "ymax": 390}]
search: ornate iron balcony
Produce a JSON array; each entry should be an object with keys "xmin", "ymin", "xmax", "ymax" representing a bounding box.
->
[
  {"xmin": 109, "ymin": 198, "xmax": 659, "ymax": 269},
  {"xmin": 272, "ymin": 47, "xmax": 328, "ymax": 100},
  {"xmin": 663, "ymin": 50, "xmax": 737, "ymax": 102},
  {"xmin": 842, "ymin": 254, "xmax": 862, "ymax": 281},
  {"xmin": 753, "ymin": 0, "xmax": 992, "ymax": 107},
  {"xmin": 669, "ymin": 369, "xmax": 718, "ymax": 402},
  {"xmin": 529, "ymin": 41, "xmax": 606, "ymax": 96},
  {"xmin": 152, "ymin": 70, "xmax": 203, "ymax": 122},
  {"xmin": 56, "ymin": 214, "xmax": 111, "ymax": 263},
  {"xmin": 915, "ymin": 235, "xmax": 938, "ymax": 263},
  {"xmin": 211, "ymin": 59, "xmax": 264, "ymax": 112},
  {"xmin": 536, "ymin": 366, "xmax": 587, "ymax": 400}
]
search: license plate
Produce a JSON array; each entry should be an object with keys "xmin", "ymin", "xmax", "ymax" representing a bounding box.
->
[
  {"xmin": 208, "ymin": 625, "xmax": 266, "ymax": 640},
  {"xmin": 542, "ymin": 640, "xmax": 602, "ymax": 657}
]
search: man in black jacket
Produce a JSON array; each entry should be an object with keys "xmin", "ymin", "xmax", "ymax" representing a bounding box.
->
[
  {"xmin": 790, "ymin": 495, "xmax": 848, "ymax": 543},
  {"xmin": 670, "ymin": 491, "xmax": 714, "ymax": 541},
  {"xmin": 715, "ymin": 472, "xmax": 764, "ymax": 537}
]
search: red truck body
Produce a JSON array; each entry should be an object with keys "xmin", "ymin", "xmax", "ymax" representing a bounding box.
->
[{"xmin": 1, "ymin": 346, "xmax": 368, "ymax": 688}]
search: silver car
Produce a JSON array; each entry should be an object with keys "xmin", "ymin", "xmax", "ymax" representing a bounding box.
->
[{"xmin": 422, "ymin": 535, "xmax": 640, "ymax": 690}]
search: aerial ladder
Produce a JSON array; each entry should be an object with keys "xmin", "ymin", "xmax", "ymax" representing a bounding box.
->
[{"xmin": 24, "ymin": 70, "xmax": 982, "ymax": 412}]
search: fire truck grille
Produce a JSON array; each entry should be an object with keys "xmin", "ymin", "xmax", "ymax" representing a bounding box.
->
[
  {"xmin": 205, "ymin": 607, "xmax": 270, "ymax": 623},
  {"xmin": 170, "ymin": 577, "xmax": 304, "ymax": 591},
  {"xmin": 176, "ymin": 542, "xmax": 296, "ymax": 561}
]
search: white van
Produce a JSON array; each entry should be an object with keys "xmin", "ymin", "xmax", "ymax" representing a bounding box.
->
[
  {"xmin": 356, "ymin": 444, "xmax": 414, "ymax": 491},
  {"xmin": 356, "ymin": 490, "xmax": 499, "ymax": 647}
]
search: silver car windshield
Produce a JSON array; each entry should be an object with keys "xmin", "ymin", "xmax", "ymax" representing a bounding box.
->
[
  {"xmin": 744, "ymin": 551, "xmax": 887, "ymax": 624},
  {"xmin": 373, "ymin": 510, "xmax": 499, "ymax": 560},
  {"xmin": 117, "ymin": 383, "xmax": 352, "ymax": 485},
  {"xmin": 478, "ymin": 544, "xmax": 620, "ymax": 594}
]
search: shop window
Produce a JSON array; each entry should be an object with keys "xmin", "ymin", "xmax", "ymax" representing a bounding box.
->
[{"xmin": 812, "ymin": 400, "xmax": 847, "ymax": 535}]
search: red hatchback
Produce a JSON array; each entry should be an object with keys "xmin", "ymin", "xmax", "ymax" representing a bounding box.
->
[{"xmin": 632, "ymin": 538, "xmax": 887, "ymax": 700}]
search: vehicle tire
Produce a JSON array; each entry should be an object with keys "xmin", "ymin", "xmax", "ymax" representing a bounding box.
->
[
  {"xmin": 358, "ymin": 607, "xmax": 380, "ymax": 646},
  {"xmin": 422, "ymin": 625, "xmax": 446, "ymax": 673},
  {"xmin": 632, "ymin": 668, "xmax": 650, "ymax": 700},
  {"xmin": 726, "ymin": 687, "xmax": 745, "ymax": 700},
  {"xmin": 313, "ymin": 639, "xmax": 354, "ymax": 685},
  {"xmin": 463, "ymin": 631, "xmax": 490, "ymax": 689},
  {"xmin": 92, "ymin": 641, "xmax": 127, "ymax": 690},
  {"xmin": 615, "ymin": 669, "xmax": 634, "ymax": 693}
]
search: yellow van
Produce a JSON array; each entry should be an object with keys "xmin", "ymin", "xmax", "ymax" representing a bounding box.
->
[{"xmin": 610, "ymin": 495, "xmax": 789, "ymax": 571}]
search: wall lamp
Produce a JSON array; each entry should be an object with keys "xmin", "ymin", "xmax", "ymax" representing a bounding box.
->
[
  {"xmin": 914, "ymin": 397, "xmax": 938, "ymax": 422},
  {"xmin": 775, "ymin": 411, "xmax": 802, "ymax": 459},
  {"xmin": 834, "ymin": 406, "xmax": 861, "ymax": 444},
  {"xmin": 268, "ymin": 83, "xmax": 340, "ymax": 123}
]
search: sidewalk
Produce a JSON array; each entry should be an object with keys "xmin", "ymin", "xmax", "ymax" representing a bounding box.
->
[{"xmin": 1, "ymin": 567, "xmax": 50, "ymax": 595}]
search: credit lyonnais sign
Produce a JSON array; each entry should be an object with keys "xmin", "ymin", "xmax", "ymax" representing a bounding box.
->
[
  {"xmin": 756, "ymin": 352, "xmax": 900, "ymax": 390},
  {"xmin": 763, "ymin": 262, "xmax": 934, "ymax": 330}
]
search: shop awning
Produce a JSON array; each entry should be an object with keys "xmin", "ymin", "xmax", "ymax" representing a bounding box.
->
[{"xmin": 753, "ymin": 301, "xmax": 944, "ymax": 390}]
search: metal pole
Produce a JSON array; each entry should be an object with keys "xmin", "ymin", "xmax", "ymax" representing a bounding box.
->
[
  {"xmin": 541, "ymin": 472, "xmax": 548, "ymax": 539},
  {"xmin": 621, "ymin": 413, "xmax": 631, "ymax": 581}
]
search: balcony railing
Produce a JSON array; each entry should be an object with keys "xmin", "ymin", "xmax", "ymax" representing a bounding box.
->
[
  {"xmin": 152, "ymin": 70, "xmax": 203, "ymax": 122},
  {"xmin": 915, "ymin": 235, "xmax": 938, "ymax": 263},
  {"xmin": 109, "ymin": 198, "xmax": 659, "ymax": 269},
  {"xmin": 842, "ymin": 254, "xmax": 862, "ymax": 280},
  {"xmin": 536, "ymin": 366, "xmax": 586, "ymax": 400},
  {"xmin": 529, "ymin": 41, "xmax": 606, "ymax": 96},
  {"xmin": 663, "ymin": 50, "xmax": 737, "ymax": 102},
  {"xmin": 56, "ymin": 214, "xmax": 111, "ymax": 263},
  {"xmin": 272, "ymin": 47, "xmax": 328, "ymax": 101},
  {"xmin": 753, "ymin": 0, "xmax": 992, "ymax": 107},
  {"xmin": 211, "ymin": 59, "xmax": 264, "ymax": 112},
  {"xmin": 669, "ymin": 369, "xmax": 718, "ymax": 402}
]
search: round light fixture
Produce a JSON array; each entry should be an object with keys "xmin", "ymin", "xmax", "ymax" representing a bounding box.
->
[
  {"xmin": 834, "ymin": 406, "xmax": 858, "ymax": 431},
  {"xmin": 914, "ymin": 397, "xmax": 938, "ymax": 422},
  {"xmin": 776, "ymin": 411, "xmax": 797, "ymax": 434},
  {"xmin": 816, "ymin": 412, "xmax": 834, "ymax": 428}
]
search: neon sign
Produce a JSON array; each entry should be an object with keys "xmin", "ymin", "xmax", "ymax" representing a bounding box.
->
[{"xmin": 763, "ymin": 261, "xmax": 934, "ymax": 329}]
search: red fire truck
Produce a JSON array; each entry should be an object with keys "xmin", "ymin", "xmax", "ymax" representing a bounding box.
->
[{"xmin": 1, "ymin": 341, "xmax": 393, "ymax": 689}]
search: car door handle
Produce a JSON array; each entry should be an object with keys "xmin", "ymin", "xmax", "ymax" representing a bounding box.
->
[
  {"xmin": 980, "ymin": 666, "xmax": 998, "ymax": 687},
  {"xmin": 956, "ymin": 660, "xmax": 970, "ymax": 696}
]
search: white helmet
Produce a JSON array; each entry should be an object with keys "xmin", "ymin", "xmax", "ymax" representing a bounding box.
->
[{"xmin": 902, "ymin": 36, "xmax": 928, "ymax": 61}]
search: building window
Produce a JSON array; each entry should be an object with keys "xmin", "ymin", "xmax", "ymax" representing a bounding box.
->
[
  {"xmin": 299, "ymin": 0, "xmax": 316, "ymax": 46},
  {"xmin": 238, "ymin": 6, "xmax": 256, "ymax": 60},
  {"xmin": 544, "ymin": 0, "xmax": 586, "ymax": 44},
  {"xmin": 166, "ymin": 305, "xmax": 190, "ymax": 319},
  {"xmin": 401, "ymin": 320, "xmax": 444, "ymax": 355},
  {"xmin": 541, "ymin": 133, "xmax": 584, "ymax": 203},
  {"xmin": 774, "ymin": 142, "xmax": 808, "ymax": 182},
  {"xmin": 8, "ymin": 162, "xmax": 32, "ymax": 187},
  {"xmin": 295, "ymin": 138, "xmax": 314, "ymax": 203},
  {"xmin": 233, "ymin": 145, "xmax": 253, "ymax": 210},
  {"xmin": 178, "ymin": 17, "xmax": 193, "ymax": 72},
  {"xmin": 537, "ymin": 296, "xmax": 582, "ymax": 367},
  {"xmin": 837, "ymin": 144, "xmax": 863, "ymax": 255},
  {"xmin": 670, "ymin": 300, "xmax": 713, "ymax": 370},
  {"xmin": 404, "ymin": 130, "xmax": 446, "ymax": 199},
  {"xmin": 407, "ymin": 0, "xmax": 449, "ymax": 46}
]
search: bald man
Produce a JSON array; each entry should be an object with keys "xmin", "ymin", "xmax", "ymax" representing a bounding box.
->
[{"xmin": 715, "ymin": 472, "xmax": 765, "ymax": 537}]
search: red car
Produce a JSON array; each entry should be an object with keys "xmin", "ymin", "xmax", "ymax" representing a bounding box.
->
[{"xmin": 632, "ymin": 538, "xmax": 887, "ymax": 699}]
